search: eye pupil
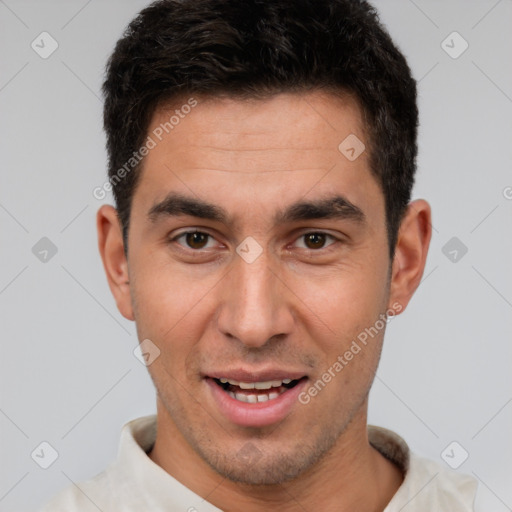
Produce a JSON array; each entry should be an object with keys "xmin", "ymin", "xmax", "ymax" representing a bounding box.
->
[
  {"xmin": 186, "ymin": 232, "xmax": 208, "ymax": 249},
  {"xmin": 305, "ymin": 233, "xmax": 326, "ymax": 249}
]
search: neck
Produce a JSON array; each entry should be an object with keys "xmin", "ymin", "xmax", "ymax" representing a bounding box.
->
[{"xmin": 149, "ymin": 399, "xmax": 403, "ymax": 512}]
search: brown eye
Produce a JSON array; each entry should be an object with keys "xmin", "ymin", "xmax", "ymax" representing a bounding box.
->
[
  {"xmin": 303, "ymin": 233, "xmax": 327, "ymax": 249},
  {"xmin": 172, "ymin": 231, "xmax": 213, "ymax": 250},
  {"xmin": 185, "ymin": 232, "xmax": 210, "ymax": 249},
  {"xmin": 294, "ymin": 232, "xmax": 337, "ymax": 251}
]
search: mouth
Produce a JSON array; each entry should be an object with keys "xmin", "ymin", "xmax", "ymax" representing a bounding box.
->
[
  {"xmin": 213, "ymin": 377, "xmax": 304, "ymax": 403},
  {"xmin": 204, "ymin": 372, "xmax": 309, "ymax": 427}
]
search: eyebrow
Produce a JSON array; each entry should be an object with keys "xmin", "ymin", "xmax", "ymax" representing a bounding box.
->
[{"xmin": 148, "ymin": 192, "xmax": 365, "ymax": 226}]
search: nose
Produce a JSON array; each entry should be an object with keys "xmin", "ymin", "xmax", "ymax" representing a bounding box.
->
[{"xmin": 216, "ymin": 249, "xmax": 294, "ymax": 348}]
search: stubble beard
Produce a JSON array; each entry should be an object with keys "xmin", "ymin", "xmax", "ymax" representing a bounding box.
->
[{"xmin": 155, "ymin": 380, "xmax": 370, "ymax": 486}]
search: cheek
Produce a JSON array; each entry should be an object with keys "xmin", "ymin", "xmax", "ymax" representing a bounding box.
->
[
  {"xmin": 129, "ymin": 255, "xmax": 219, "ymax": 365},
  {"xmin": 296, "ymin": 270, "xmax": 388, "ymax": 409},
  {"xmin": 290, "ymin": 261, "xmax": 389, "ymax": 337},
  {"xmin": 287, "ymin": 262, "xmax": 390, "ymax": 400}
]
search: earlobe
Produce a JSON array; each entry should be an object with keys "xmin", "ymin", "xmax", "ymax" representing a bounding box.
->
[
  {"xmin": 96, "ymin": 205, "xmax": 134, "ymax": 321},
  {"xmin": 388, "ymin": 199, "xmax": 432, "ymax": 313}
]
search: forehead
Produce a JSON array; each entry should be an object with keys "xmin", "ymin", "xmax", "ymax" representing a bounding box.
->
[
  {"xmin": 132, "ymin": 91, "xmax": 383, "ymax": 229},
  {"xmin": 147, "ymin": 91, "xmax": 366, "ymax": 173}
]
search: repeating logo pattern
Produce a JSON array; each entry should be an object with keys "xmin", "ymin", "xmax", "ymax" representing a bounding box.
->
[{"xmin": 0, "ymin": 2, "xmax": 510, "ymax": 511}]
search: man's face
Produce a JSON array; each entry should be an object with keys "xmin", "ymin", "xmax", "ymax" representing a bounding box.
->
[{"xmin": 123, "ymin": 92, "xmax": 396, "ymax": 484}]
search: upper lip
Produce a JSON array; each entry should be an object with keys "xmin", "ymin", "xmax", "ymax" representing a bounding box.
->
[{"xmin": 205, "ymin": 369, "xmax": 308, "ymax": 382}]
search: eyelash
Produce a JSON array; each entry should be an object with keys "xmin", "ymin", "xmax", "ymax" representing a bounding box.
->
[{"xmin": 169, "ymin": 230, "xmax": 339, "ymax": 252}]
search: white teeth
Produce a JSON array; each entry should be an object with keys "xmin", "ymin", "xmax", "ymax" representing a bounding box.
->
[
  {"xmin": 218, "ymin": 377, "xmax": 300, "ymax": 403},
  {"xmin": 239, "ymin": 382, "xmax": 256, "ymax": 390},
  {"xmin": 254, "ymin": 381, "xmax": 273, "ymax": 390},
  {"xmin": 221, "ymin": 379, "xmax": 294, "ymax": 389},
  {"xmin": 234, "ymin": 392, "xmax": 261, "ymax": 403},
  {"xmin": 230, "ymin": 390, "xmax": 284, "ymax": 403}
]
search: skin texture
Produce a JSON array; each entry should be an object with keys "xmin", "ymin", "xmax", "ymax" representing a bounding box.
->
[{"xmin": 98, "ymin": 91, "xmax": 431, "ymax": 511}]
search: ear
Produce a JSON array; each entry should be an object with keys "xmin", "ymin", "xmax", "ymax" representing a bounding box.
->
[
  {"xmin": 388, "ymin": 199, "xmax": 432, "ymax": 313},
  {"xmin": 97, "ymin": 205, "xmax": 134, "ymax": 321}
]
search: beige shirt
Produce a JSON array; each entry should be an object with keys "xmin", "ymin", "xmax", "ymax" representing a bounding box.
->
[{"xmin": 41, "ymin": 415, "xmax": 479, "ymax": 511}]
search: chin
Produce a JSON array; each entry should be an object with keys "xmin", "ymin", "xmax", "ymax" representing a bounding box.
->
[{"xmin": 197, "ymin": 434, "xmax": 339, "ymax": 486}]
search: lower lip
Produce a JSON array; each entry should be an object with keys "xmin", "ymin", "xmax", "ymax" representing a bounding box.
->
[{"xmin": 205, "ymin": 378, "xmax": 308, "ymax": 428}]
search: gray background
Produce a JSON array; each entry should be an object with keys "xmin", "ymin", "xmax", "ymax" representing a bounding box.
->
[{"xmin": 1, "ymin": 0, "xmax": 511, "ymax": 510}]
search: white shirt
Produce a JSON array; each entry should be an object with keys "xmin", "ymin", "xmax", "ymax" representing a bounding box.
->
[{"xmin": 41, "ymin": 415, "xmax": 479, "ymax": 511}]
